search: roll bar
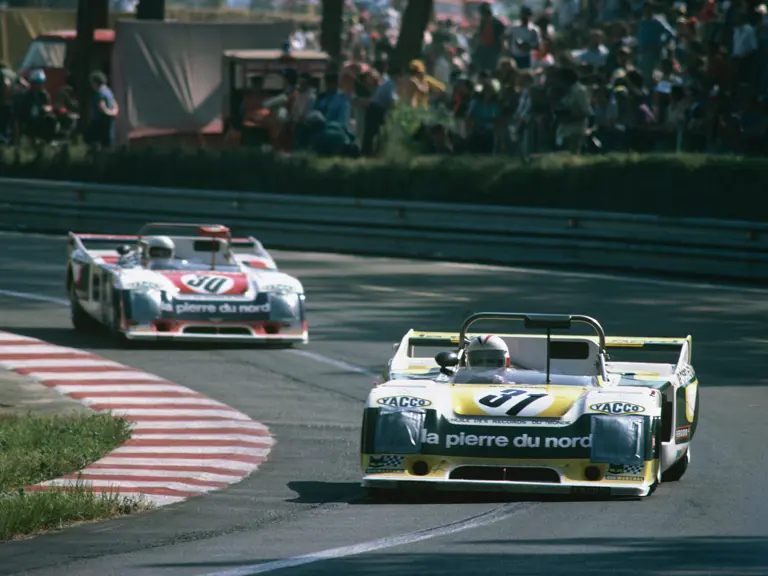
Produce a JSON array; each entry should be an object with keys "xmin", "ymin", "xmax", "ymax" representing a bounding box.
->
[
  {"xmin": 137, "ymin": 222, "xmax": 232, "ymax": 241},
  {"xmin": 456, "ymin": 312, "xmax": 608, "ymax": 383}
]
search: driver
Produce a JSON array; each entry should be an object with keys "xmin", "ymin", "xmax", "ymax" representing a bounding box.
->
[
  {"xmin": 466, "ymin": 334, "xmax": 511, "ymax": 369},
  {"xmin": 454, "ymin": 334, "xmax": 515, "ymax": 384},
  {"xmin": 143, "ymin": 236, "xmax": 175, "ymax": 268}
]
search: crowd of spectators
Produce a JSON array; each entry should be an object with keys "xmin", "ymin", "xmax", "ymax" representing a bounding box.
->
[
  {"xmin": 283, "ymin": 0, "xmax": 768, "ymax": 158},
  {"xmin": 0, "ymin": 65, "xmax": 117, "ymax": 151}
]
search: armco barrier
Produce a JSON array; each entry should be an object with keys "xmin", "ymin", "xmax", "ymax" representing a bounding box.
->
[{"xmin": 0, "ymin": 178, "xmax": 766, "ymax": 281}]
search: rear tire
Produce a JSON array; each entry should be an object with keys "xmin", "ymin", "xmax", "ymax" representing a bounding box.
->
[{"xmin": 662, "ymin": 446, "xmax": 690, "ymax": 482}]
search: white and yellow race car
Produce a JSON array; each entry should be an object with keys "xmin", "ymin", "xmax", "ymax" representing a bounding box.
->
[{"xmin": 360, "ymin": 312, "xmax": 699, "ymax": 498}]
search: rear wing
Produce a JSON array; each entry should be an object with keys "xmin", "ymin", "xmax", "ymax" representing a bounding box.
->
[
  {"xmin": 67, "ymin": 232, "xmax": 263, "ymax": 254},
  {"xmin": 400, "ymin": 330, "xmax": 692, "ymax": 367}
]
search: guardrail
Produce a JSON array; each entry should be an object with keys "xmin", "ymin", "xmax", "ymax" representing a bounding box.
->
[{"xmin": 1, "ymin": 177, "xmax": 766, "ymax": 281}]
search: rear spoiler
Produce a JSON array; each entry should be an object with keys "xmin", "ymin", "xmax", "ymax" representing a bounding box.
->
[
  {"xmin": 406, "ymin": 331, "xmax": 690, "ymax": 352},
  {"xmin": 68, "ymin": 232, "xmax": 256, "ymax": 249}
]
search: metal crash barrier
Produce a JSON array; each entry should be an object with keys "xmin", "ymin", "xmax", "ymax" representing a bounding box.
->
[{"xmin": 0, "ymin": 177, "xmax": 766, "ymax": 281}]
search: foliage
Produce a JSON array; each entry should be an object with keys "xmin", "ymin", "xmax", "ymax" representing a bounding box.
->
[
  {"xmin": 0, "ymin": 412, "xmax": 147, "ymax": 541},
  {"xmin": 1, "ymin": 143, "xmax": 766, "ymax": 222}
]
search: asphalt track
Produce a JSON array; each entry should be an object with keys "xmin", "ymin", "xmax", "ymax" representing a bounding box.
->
[{"xmin": 0, "ymin": 232, "xmax": 767, "ymax": 576}]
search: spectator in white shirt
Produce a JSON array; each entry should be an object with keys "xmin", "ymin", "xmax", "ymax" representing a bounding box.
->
[
  {"xmin": 578, "ymin": 30, "xmax": 610, "ymax": 70},
  {"xmin": 508, "ymin": 6, "xmax": 542, "ymax": 70},
  {"xmin": 732, "ymin": 10, "xmax": 758, "ymax": 90}
]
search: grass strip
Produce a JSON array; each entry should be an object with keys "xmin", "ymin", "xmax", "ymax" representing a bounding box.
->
[{"xmin": 0, "ymin": 412, "xmax": 149, "ymax": 541}]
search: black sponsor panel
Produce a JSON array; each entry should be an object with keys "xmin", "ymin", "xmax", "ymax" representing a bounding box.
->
[{"xmin": 362, "ymin": 408, "xmax": 655, "ymax": 461}]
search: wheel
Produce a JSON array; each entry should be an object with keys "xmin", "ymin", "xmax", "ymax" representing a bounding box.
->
[
  {"xmin": 69, "ymin": 281, "xmax": 96, "ymax": 333},
  {"xmin": 662, "ymin": 446, "xmax": 690, "ymax": 482}
]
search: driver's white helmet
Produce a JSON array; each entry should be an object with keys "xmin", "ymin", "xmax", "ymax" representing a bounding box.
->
[
  {"xmin": 466, "ymin": 335, "xmax": 510, "ymax": 369},
  {"xmin": 145, "ymin": 236, "xmax": 175, "ymax": 264}
]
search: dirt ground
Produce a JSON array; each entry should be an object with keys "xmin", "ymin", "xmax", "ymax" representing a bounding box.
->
[{"xmin": 0, "ymin": 368, "xmax": 91, "ymax": 417}]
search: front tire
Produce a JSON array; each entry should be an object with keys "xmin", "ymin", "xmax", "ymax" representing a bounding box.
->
[{"xmin": 662, "ymin": 446, "xmax": 690, "ymax": 482}]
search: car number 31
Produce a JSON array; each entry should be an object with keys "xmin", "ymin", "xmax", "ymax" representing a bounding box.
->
[{"xmin": 474, "ymin": 389, "xmax": 555, "ymax": 417}]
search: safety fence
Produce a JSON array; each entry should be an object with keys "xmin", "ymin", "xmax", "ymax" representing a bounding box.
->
[{"xmin": 1, "ymin": 178, "xmax": 766, "ymax": 281}]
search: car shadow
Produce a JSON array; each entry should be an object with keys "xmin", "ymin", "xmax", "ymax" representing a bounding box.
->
[
  {"xmin": 0, "ymin": 325, "xmax": 298, "ymax": 352},
  {"xmin": 285, "ymin": 481, "xmax": 642, "ymax": 506}
]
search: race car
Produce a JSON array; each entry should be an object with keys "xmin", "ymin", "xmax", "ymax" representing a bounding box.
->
[
  {"xmin": 361, "ymin": 312, "xmax": 699, "ymax": 498},
  {"xmin": 65, "ymin": 222, "xmax": 307, "ymax": 344}
]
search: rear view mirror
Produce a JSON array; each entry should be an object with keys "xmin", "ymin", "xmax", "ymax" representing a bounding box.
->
[{"xmin": 435, "ymin": 351, "xmax": 458, "ymax": 368}]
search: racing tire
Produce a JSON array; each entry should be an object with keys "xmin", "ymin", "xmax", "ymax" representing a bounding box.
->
[
  {"xmin": 69, "ymin": 282, "xmax": 96, "ymax": 333},
  {"xmin": 661, "ymin": 446, "xmax": 690, "ymax": 482}
]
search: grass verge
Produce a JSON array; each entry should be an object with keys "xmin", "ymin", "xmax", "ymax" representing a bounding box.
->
[{"xmin": 0, "ymin": 412, "xmax": 149, "ymax": 541}]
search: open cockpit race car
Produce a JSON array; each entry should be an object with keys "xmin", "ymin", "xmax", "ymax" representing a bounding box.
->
[
  {"xmin": 66, "ymin": 222, "xmax": 307, "ymax": 344},
  {"xmin": 361, "ymin": 312, "xmax": 699, "ymax": 498}
]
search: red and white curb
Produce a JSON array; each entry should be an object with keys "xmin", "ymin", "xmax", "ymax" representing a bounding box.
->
[{"xmin": 0, "ymin": 331, "xmax": 274, "ymax": 507}]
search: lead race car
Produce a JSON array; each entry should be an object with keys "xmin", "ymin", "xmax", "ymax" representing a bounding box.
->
[
  {"xmin": 66, "ymin": 222, "xmax": 307, "ymax": 344},
  {"xmin": 361, "ymin": 312, "xmax": 699, "ymax": 498}
]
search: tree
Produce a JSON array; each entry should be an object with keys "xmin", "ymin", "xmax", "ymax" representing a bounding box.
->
[
  {"xmin": 320, "ymin": 0, "xmax": 344, "ymax": 63},
  {"xmin": 72, "ymin": 0, "xmax": 109, "ymax": 127},
  {"xmin": 394, "ymin": 0, "xmax": 433, "ymax": 69}
]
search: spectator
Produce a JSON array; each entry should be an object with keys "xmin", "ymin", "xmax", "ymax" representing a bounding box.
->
[
  {"xmin": 362, "ymin": 65, "xmax": 399, "ymax": 156},
  {"xmin": 314, "ymin": 72, "xmax": 351, "ymax": 129},
  {"xmin": 466, "ymin": 77, "xmax": 501, "ymax": 153},
  {"xmin": 291, "ymin": 73, "xmax": 318, "ymax": 149},
  {"xmin": 472, "ymin": 2, "xmax": 507, "ymax": 72},
  {"xmin": 636, "ymin": 1, "xmax": 677, "ymax": 86},
  {"xmin": 508, "ymin": 6, "xmax": 542, "ymax": 69},
  {"xmin": 554, "ymin": 67, "xmax": 593, "ymax": 153},
  {"xmin": 0, "ymin": 62, "xmax": 14, "ymax": 144},
  {"xmin": 398, "ymin": 60, "xmax": 431, "ymax": 107},
  {"xmin": 578, "ymin": 29, "xmax": 610, "ymax": 70},
  {"xmin": 18, "ymin": 69, "xmax": 56, "ymax": 145},
  {"xmin": 732, "ymin": 10, "xmax": 758, "ymax": 91},
  {"xmin": 85, "ymin": 71, "xmax": 118, "ymax": 150}
]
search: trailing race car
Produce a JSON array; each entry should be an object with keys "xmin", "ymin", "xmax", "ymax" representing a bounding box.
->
[
  {"xmin": 361, "ymin": 312, "xmax": 699, "ymax": 498},
  {"xmin": 66, "ymin": 222, "xmax": 307, "ymax": 344}
]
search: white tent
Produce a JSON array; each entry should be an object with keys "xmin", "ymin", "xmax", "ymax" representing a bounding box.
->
[{"xmin": 111, "ymin": 19, "xmax": 295, "ymax": 145}]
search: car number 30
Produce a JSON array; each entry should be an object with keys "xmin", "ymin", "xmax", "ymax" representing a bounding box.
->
[
  {"xmin": 475, "ymin": 389, "xmax": 555, "ymax": 417},
  {"xmin": 181, "ymin": 274, "xmax": 234, "ymax": 294}
]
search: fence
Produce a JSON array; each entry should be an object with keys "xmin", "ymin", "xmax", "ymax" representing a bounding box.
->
[{"xmin": 0, "ymin": 177, "xmax": 766, "ymax": 281}]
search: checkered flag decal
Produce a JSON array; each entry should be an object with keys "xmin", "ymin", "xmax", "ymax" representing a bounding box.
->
[
  {"xmin": 369, "ymin": 455, "xmax": 404, "ymax": 468},
  {"xmin": 622, "ymin": 464, "xmax": 644, "ymax": 475}
]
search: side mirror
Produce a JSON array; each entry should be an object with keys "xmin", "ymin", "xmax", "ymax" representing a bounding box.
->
[
  {"xmin": 435, "ymin": 351, "xmax": 459, "ymax": 376},
  {"xmin": 435, "ymin": 351, "xmax": 459, "ymax": 368},
  {"xmin": 117, "ymin": 244, "xmax": 131, "ymax": 255}
]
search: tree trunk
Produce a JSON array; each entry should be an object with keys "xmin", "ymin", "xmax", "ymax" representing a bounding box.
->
[
  {"xmin": 394, "ymin": 0, "xmax": 433, "ymax": 70},
  {"xmin": 72, "ymin": 0, "xmax": 108, "ymax": 127},
  {"xmin": 136, "ymin": 0, "xmax": 166, "ymax": 20},
  {"xmin": 320, "ymin": 0, "xmax": 343, "ymax": 65}
]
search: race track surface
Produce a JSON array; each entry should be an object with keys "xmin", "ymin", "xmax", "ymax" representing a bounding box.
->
[{"xmin": 0, "ymin": 232, "xmax": 766, "ymax": 576}]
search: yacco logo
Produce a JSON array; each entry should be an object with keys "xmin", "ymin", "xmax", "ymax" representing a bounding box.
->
[
  {"xmin": 377, "ymin": 395, "xmax": 432, "ymax": 408},
  {"xmin": 590, "ymin": 402, "xmax": 646, "ymax": 415},
  {"xmin": 174, "ymin": 302, "xmax": 270, "ymax": 315}
]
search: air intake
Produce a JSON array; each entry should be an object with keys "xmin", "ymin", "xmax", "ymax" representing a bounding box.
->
[{"xmin": 449, "ymin": 466, "xmax": 561, "ymax": 483}]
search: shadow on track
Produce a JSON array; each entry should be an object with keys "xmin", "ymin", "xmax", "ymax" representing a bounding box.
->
[
  {"xmin": 285, "ymin": 481, "xmax": 643, "ymax": 506},
  {"xmin": 138, "ymin": 536, "xmax": 768, "ymax": 575},
  {"xmin": 0, "ymin": 325, "xmax": 298, "ymax": 352}
]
